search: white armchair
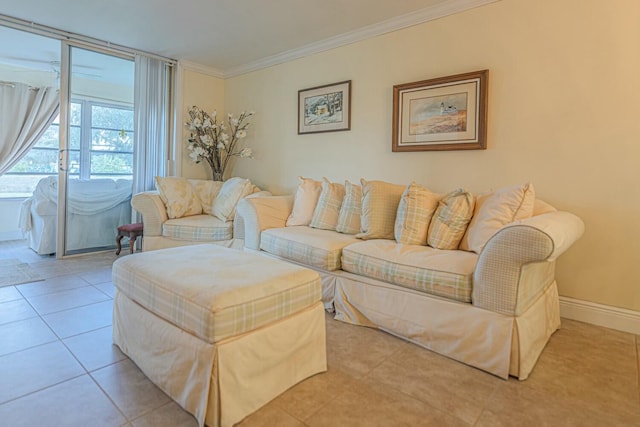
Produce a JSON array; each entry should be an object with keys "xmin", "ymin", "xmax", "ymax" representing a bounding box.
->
[{"xmin": 20, "ymin": 176, "xmax": 132, "ymax": 255}]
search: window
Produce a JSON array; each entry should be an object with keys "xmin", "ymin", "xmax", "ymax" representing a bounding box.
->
[{"xmin": 0, "ymin": 100, "xmax": 134, "ymax": 197}]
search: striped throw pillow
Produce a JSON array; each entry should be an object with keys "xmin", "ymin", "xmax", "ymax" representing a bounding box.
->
[
  {"xmin": 394, "ymin": 182, "xmax": 440, "ymax": 245},
  {"xmin": 310, "ymin": 178, "xmax": 345, "ymax": 230},
  {"xmin": 427, "ymin": 189, "xmax": 475, "ymax": 250},
  {"xmin": 356, "ymin": 179, "xmax": 405, "ymax": 240},
  {"xmin": 336, "ymin": 180, "xmax": 362, "ymax": 234}
]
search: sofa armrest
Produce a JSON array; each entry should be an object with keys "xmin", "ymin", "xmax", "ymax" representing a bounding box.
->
[
  {"xmin": 473, "ymin": 211, "xmax": 584, "ymax": 316},
  {"xmin": 236, "ymin": 195, "xmax": 294, "ymax": 250},
  {"xmin": 131, "ymin": 191, "xmax": 168, "ymax": 237},
  {"xmin": 233, "ymin": 190, "xmax": 272, "ymax": 240}
]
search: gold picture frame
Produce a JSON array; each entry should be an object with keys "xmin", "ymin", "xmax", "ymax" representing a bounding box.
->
[
  {"xmin": 392, "ymin": 70, "xmax": 488, "ymax": 151},
  {"xmin": 298, "ymin": 80, "xmax": 351, "ymax": 134}
]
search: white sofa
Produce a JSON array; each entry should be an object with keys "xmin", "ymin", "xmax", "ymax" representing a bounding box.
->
[
  {"xmin": 131, "ymin": 177, "xmax": 269, "ymax": 252},
  {"xmin": 20, "ymin": 176, "xmax": 132, "ymax": 255},
  {"xmin": 236, "ymin": 180, "xmax": 584, "ymax": 380}
]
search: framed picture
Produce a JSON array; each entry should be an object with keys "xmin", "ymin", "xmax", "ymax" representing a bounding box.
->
[
  {"xmin": 298, "ymin": 80, "xmax": 351, "ymax": 134},
  {"xmin": 392, "ymin": 70, "xmax": 488, "ymax": 151}
]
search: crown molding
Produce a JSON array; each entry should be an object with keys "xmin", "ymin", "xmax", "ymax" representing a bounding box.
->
[
  {"xmin": 223, "ymin": 0, "xmax": 500, "ymax": 78},
  {"xmin": 179, "ymin": 60, "xmax": 224, "ymax": 78}
]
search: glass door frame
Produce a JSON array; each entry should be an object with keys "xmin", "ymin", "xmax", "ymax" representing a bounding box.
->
[{"xmin": 56, "ymin": 41, "xmax": 135, "ymax": 258}]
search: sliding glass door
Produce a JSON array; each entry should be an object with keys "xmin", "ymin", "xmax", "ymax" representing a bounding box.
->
[{"xmin": 58, "ymin": 45, "xmax": 135, "ymax": 256}]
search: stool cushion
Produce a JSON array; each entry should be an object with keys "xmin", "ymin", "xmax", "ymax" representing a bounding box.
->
[
  {"xmin": 118, "ymin": 223, "xmax": 143, "ymax": 233},
  {"xmin": 112, "ymin": 244, "xmax": 321, "ymax": 343}
]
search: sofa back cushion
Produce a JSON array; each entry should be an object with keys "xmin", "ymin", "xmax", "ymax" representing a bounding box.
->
[
  {"xmin": 336, "ymin": 180, "xmax": 362, "ymax": 234},
  {"xmin": 357, "ymin": 179, "xmax": 405, "ymax": 240},
  {"xmin": 155, "ymin": 176, "xmax": 202, "ymax": 219},
  {"xmin": 460, "ymin": 183, "xmax": 536, "ymax": 253},
  {"xmin": 310, "ymin": 178, "xmax": 345, "ymax": 231},
  {"xmin": 188, "ymin": 179, "xmax": 224, "ymax": 215},
  {"xmin": 212, "ymin": 177, "xmax": 253, "ymax": 221},
  {"xmin": 286, "ymin": 177, "xmax": 322, "ymax": 226},
  {"xmin": 427, "ymin": 189, "xmax": 475, "ymax": 250},
  {"xmin": 394, "ymin": 182, "xmax": 440, "ymax": 245}
]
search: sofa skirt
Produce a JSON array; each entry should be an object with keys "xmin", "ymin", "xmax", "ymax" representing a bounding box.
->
[
  {"xmin": 333, "ymin": 270, "xmax": 560, "ymax": 380},
  {"xmin": 113, "ymin": 291, "xmax": 327, "ymax": 427}
]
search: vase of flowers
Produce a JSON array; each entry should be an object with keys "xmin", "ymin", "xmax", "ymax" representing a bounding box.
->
[{"xmin": 186, "ymin": 106, "xmax": 254, "ymax": 181}]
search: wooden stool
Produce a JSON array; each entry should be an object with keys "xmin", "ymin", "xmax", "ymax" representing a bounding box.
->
[{"xmin": 116, "ymin": 223, "xmax": 144, "ymax": 255}]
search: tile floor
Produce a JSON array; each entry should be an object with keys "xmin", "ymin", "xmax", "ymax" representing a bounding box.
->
[{"xmin": 0, "ymin": 239, "xmax": 639, "ymax": 426}]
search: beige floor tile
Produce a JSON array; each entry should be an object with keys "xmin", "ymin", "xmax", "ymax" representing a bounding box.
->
[
  {"xmin": 0, "ymin": 285, "xmax": 22, "ymax": 303},
  {"xmin": 477, "ymin": 380, "xmax": 640, "ymax": 427},
  {"xmin": 91, "ymin": 359, "xmax": 172, "ymax": 420},
  {"xmin": 80, "ymin": 267, "xmax": 114, "ymax": 285},
  {"xmin": 43, "ymin": 299, "xmax": 113, "ymax": 338},
  {"xmin": 0, "ymin": 298, "xmax": 38, "ymax": 325},
  {"xmin": 272, "ymin": 367, "xmax": 357, "ymax": 420},
  {"xmin": 365, "ymin": 343, "xmax": 500, "ymax": 424},
  {"xmin": 0, "ymin": 375, "xmax": 126, "ymax": 427},
  {"xmin": 17, "ymin": 274, "xmax": 91, "ymax": 297},
  {"xmin": 29, "ymin": 262, "xmax": 74, "ymax": 279},
  {"xmin": 95, "ymin": 281, "xmax": 116, "ymax": 298},
  {"xmin": 63, "ymin": 326, "xmax": 127, "ymax": 371},
  {"xmin": 325, "ymin": 316, "xmax": 406, "ymax": 378},
  {"xmin": 521, "ymin": 319, "xmax": 640, "ymax": 419},
  {"xmin": 0, "ymin": 316, "xmax": 58, "ymax": 356},
  {"xmin": 26, "ymin": 285, "xmax": 110, "ymax": 315},
  {"xmin": 306, "ymin": 375, "xmax": 469, "ymax": 427},
  {"xmin": 131, "ymin": 401, "xmax": 197, "ymax": 427},
  {"xmin": 0, "ymin": 341, "xmax": 85, "ymax": 403},
  {"xmin": 236, "ymin": 404, "xmax": 306, "ymax": 427}
]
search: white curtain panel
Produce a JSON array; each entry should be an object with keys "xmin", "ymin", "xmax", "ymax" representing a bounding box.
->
[
  {"xmin": 133, "ymin": 56, "xmax": 170, "ymax": 200},
  {"xmin": 0, "ymin": 82, "xmax": 59, "ymax": 175}
]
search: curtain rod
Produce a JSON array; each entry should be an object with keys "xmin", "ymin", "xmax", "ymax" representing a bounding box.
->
[{"xmin": 0, "ymin": 14, "xmax": 177, "ymax": 66}]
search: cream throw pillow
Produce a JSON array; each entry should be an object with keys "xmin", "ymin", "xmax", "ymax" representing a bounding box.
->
[
  {"xmin": 310, "ymin": 178, "xmax": 345, "ymax": 231},
  {"xmin": 394, "ymin": 182, "xmax": 440, "ymax": 245},
  {"xmin": 188, "ymin": 179, "xmax": 224, "ymax": 215},
  {"xmin": 155, "ymin": 176, "xmax": 202, "ymax": 219},
  {"xmin": 460, "ymin": 183, "xmax": 536, "ymax": 253},
  {"xmin": 286, "ymin": 177, "xmax": 322, "ymax": 226},
  {"xmin": 427, "ymin": 189, "xmax": 475, "ymax": 250},
  {"xmin": 212, "ymin": 177, "xmax": 253, "ymax": 221},
  {"xmin": 357, "ymin": 179, "xmax": 405, "ymax": 240},
  {"xmin": 336, "ymin": 180, "xmax": 362, "ymax": 234}
]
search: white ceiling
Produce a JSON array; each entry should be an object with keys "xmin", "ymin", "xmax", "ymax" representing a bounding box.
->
[{"xmin": 0, "ymin": 0, "xmax": 495, "ymax": 77}]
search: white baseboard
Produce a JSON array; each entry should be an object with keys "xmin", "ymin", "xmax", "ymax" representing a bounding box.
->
[
  {"xmin": 0, "ymin": 230, "xmax": 24, "ymax": 242},
  {"xmin": 559, "ymin": 296, "xmax": 640, "ymax": 335}
]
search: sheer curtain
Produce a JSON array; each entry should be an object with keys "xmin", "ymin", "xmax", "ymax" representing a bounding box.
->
[
  {"xmin": 133, "ymin": 56, "xmax": 171, "ymax": 201},
  {"xmin": 0, "ymin": 82, "xmax": 59, "ymax": 175}
]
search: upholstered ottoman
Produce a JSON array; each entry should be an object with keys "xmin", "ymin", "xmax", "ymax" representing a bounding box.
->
[{"xmin": 111, "ymin": 244, "xmax": 326, "ymax": 427}]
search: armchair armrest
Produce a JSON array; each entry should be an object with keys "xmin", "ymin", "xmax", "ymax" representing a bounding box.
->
[
  {"xmin": 236, "ymin": 195, "xmax": 294, "ymax": 250},
  {"xmin": 131, "ymin": 191, "xmax": 168, "ymax": 237},
  {"xmin": 473, "ymin": 211, "xmax": 584, "ymax": 316},
  {"xmin": 233, "ymin": 190, "xmax": 272, "ymax": 240}
]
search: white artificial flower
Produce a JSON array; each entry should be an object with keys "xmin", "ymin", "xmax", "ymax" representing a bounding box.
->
[
  {"xmin": 228, "ymin": 113, "xmax": 233, "ymax": 118},
  {"xmin": 236, "ymin": 130, "xmax": 247, "ymax": 139},
  {"xmin": 217, "ymin": 142, "xmax": 225, "ymax": 149},
  {"xmin": 200, "ymin": 135, "xmax": 212, "ymax": 145},
  {"xmin": 239, "ymin": 147, "xmax": 253, "ymax": 158},
  {"xmin": 221, "ymin": 133, "xmax": 229, "ymax": 142},
  {"xmin": 193, "ymin": 117, "xmax": 202, "ymax": 128},
  {"xmin": 202, "ymin": 118, "xmax": 212, "ymax": 128},
  {"xmin": 231, "ymin": 118, "xmax": 239, "ymax": 126}
]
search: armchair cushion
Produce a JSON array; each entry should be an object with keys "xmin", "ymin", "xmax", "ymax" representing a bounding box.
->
[
  {"xmin": 163, "ymin": 215, "xmax": 233, "ymax": 241},
  {"xmin": 212, "ymin": 177, "xmax": 252, "ymax": 221},
  {"xmin": 155, "ymin": 176, "xmax": 202, "ymax": 219},
  {"xmin": 188, "ymin": 179, "xmax": 223, "ymax": 215}
]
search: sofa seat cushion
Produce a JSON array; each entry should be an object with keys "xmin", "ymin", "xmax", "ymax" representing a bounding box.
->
[
  {"xmin": 163, "ymin": 214, "xmax": 233, "ymax": 241},
  {"xmin": 341, "ymin": 240, "xmax": 478, "ymax": 303},
  {"xmin": 261, "ymin": 226, "xmax": 360, "ymax": 271}
]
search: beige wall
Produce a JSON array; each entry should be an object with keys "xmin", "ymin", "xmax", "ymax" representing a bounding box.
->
[
  {"xmin": 180, "ymin": 67, "xmax": 225, "ymax": 179},
  {"xmin": 182, "ymin": 0, "xmax": 640, "ymax": 311}
]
